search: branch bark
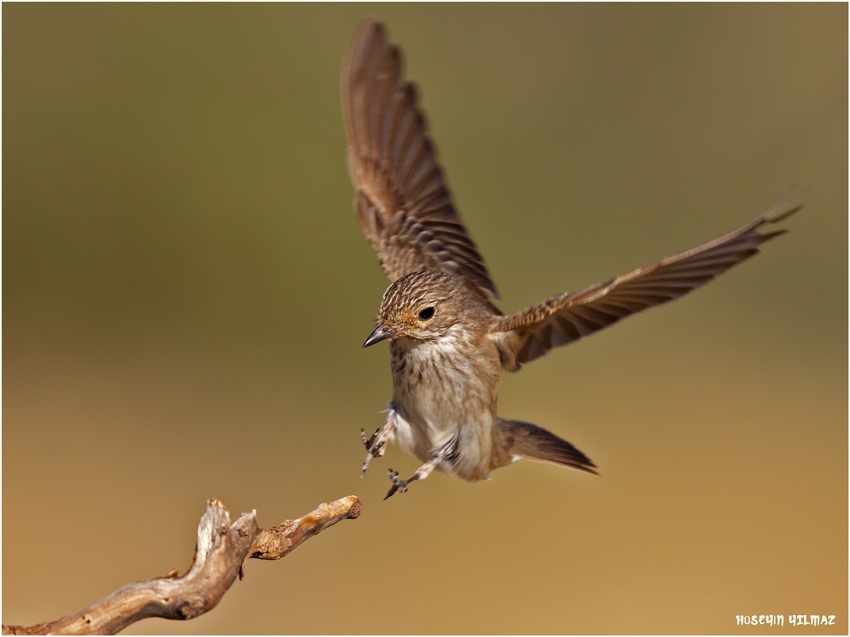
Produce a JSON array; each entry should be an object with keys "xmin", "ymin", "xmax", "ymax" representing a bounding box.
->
[{"xmin": 3, "ymin": 495, "xmax": 361, "ymax": 635}]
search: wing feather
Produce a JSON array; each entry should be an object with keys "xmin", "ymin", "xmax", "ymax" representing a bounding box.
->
[
  {"xmin": 342, "ymin": 20, "xmax": 499, "ymax": 302},
  {"xmin": 492, "ymin": 196, "xmax": 802, "ymax": 371}
]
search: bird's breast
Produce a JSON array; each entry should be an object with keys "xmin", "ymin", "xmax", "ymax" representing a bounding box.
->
[{"xmin": 389, "ymin": 328, "xmax": 501, "ymax": 476}]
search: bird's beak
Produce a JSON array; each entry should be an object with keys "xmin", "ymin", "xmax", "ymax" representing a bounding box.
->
[{"xmin": 363, "ymin": 322, "xmax": 402, "ymax": 348}]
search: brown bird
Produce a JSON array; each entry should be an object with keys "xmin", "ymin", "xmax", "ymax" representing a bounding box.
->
[{"xmin": 342, "ymin": 19, "xmax": 800, "ymax": 499}]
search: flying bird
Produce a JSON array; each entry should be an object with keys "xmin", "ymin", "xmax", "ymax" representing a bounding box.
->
[{"xmin": 341, "ymin": 19, "xmax": 800, "ymax": 499}]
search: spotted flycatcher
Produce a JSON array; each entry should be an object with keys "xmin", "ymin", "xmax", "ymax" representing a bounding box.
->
[{"xmin": 342, "ymin": 20, "xmax": 800, "ymax": 499}]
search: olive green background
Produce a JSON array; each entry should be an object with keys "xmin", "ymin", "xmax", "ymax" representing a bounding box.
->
[{"xmin": 3, "ymin": 3, "xmax": 846, "ymax": 634}]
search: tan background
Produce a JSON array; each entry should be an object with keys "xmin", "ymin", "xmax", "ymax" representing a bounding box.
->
[{"xmin": 4, "ymin": 4, "xmax": 846, "ymax": 634}]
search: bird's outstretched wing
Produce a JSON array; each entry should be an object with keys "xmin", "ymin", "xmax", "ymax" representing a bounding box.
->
[
  {"xmin": 491, "ymin": 195, "xmax": 802, "ymax": 371},
  {"xmin": 342, "ymin": 19, "xmax": 499, "ymax": 303}
]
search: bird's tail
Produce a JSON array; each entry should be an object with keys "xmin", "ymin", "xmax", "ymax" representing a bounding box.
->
[{"xmin": 495, "ymin": 419, "xmax": 598, "ymax": 475}]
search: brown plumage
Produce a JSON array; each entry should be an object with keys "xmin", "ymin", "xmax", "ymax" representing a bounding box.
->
[
  {"xmin": 343, "ymin": 19, "xmax": 800, "ymax": 498},
  {"xmin": 343, "ymin": 19, "xmax": 498, "ymax": 306}
]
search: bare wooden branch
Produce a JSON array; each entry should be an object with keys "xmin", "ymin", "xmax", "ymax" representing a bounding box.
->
[{"xmin": 3, "ymin": 496, "xmax": 362, "ymax": 635}]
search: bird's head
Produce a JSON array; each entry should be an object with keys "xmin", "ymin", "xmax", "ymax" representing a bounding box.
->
[{"xmin": 363, "ymin": 270, "xmax": 481, "ymax": 347}]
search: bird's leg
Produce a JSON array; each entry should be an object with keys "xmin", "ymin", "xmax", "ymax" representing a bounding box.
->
[
  {"xmin": 384, "ymin": 434, "xmax": 457, "ymax": 499},
  {"xmin": 360, "ymin": 408, "xmax": 397, "ymax": 477}
]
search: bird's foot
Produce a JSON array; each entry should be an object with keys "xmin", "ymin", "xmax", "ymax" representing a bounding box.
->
[
  {"xmin": 361, "ymin": 427, "xmax": 385, "ymax": 454},
  {"xmin": 360, "ymin": 420, "xmax": 394, "ymax": 477},
  {"xmin": 384, "ymin": 469, "xmax": 410, "ymax": 500},
  {"xmin": 382, "ymin": 436, "xmax": 456, "ymax": 499}
]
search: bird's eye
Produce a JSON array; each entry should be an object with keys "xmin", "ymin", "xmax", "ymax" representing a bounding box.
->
[{"xmin": 418, "ymin": 306, "xmax": 435, "ymax": 321}]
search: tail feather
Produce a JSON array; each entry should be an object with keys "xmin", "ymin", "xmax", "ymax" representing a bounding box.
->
[{"xmin": 496, "ymin": 419, "xmax": 598, "ymax": 475}]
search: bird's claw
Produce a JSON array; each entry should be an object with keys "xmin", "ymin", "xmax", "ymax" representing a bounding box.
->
[
  {"xmin": 360, "ymin": 412, "xmax": 398, "ymax": 478},
  {"xmin": 361, "ymin": 427, "xmax": 385, "ymax": 454},
  {"xmin": 384, "ymin": 469, "xmax": 409, "ymax": 500},
  {"xmin": 360, "ymin": 427, "xmax": 375, "ymax": 448},
  {"xmin": 360, "ymin": 427, "xmax": 387, "ymax": 477}
]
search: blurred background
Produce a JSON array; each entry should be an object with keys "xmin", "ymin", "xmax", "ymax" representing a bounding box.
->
[{"xmin": 3, "ymin": 4, "xmax": 846, "ymax": 634}]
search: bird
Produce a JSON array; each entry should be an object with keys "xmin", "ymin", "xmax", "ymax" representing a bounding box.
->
[{"xmin": 341, "ymin": 19, "xmax": 801, "ymax": 499}]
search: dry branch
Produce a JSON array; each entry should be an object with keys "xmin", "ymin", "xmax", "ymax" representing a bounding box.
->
[{"xmin": 3, "ymin": 496, "xmax": 361, "ymax": 635}]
